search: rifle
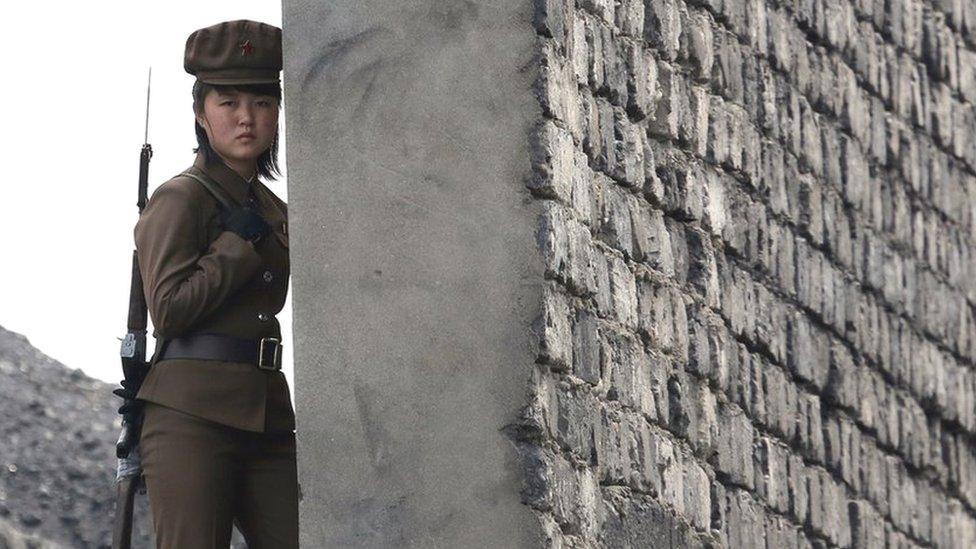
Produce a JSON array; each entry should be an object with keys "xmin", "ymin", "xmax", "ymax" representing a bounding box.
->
[{"xmin": 111, "ymin": 67, "xmax": 152, "ymax": 549}]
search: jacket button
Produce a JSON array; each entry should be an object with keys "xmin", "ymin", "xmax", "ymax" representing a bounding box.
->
[
  {"xmin": 258, "ymin": 313, "xmax": 269, "ymax": 322},
  {"xmin": 263, "ymin": 270, "xmax": 274, "ymax": 283}
]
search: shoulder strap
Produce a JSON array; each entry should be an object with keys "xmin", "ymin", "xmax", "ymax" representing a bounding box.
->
[
  {"xmin": 139, "ymin": 167, "xmax": 234, "ymax": 371},
  {"xmin": 179, "ymin": 167, "xmax": 238, "ymax": 210}
]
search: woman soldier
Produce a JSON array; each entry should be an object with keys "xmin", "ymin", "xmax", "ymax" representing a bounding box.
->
[{"xmin": 132, "ymin": 20, "xmax": 298, "ymax": 548}]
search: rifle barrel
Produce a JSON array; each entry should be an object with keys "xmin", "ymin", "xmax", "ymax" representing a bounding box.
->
[
  {"xmin": 137, "ymin": 68, "xmax": 152, "ymax": 211},
  {"xmin": 143, "ymin": 67, "xmax": 151, "ymax": 145}
]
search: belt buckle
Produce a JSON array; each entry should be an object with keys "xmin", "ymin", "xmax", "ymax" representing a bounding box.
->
[{"xmin": 258, "ymin": 337, "xmax": 282, "ymax": 371}]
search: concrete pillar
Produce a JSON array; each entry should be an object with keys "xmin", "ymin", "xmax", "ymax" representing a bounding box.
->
[{"xmin": 282, "ymin": 1, "xmax": 543, "ymax": 546}]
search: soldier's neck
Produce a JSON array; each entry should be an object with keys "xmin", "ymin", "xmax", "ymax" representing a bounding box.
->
[{"xmin": 218, "ymin": 155, "xmax": 258, "ymax": 182}]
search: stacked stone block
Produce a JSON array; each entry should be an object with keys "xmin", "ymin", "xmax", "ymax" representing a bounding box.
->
[{"xmin": 518, "ymin": 0, "xmax": 976, "ymax": 546}]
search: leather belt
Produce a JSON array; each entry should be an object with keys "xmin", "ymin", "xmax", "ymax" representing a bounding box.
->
[{"xmin": 158, "ymin": 334, "xmax": 283, "ymax": 371}]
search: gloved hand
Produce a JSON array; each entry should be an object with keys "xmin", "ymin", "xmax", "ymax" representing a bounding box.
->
[
  {"xmin": 113, "ymin": 376, "xmax": 146, "ymax": 458},
  {"xmin": 219, "ymin": 207, "xmax": 270, "ymax": 243},
  {"xmin": 113, "ymin": 378, "xmax": 144, "ymax": 415}
]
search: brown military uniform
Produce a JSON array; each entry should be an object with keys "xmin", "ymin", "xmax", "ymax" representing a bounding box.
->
[
  {"xmin": 133, "ymin": 19, "xmax": 298, "ymax": 549},
  {"xmin": 138, "ymin": 402, "xmax": 297, "ymax": 548},
  {"xmin": 134, "ymin": 152, "xmax": 295, "ymax": 433}
]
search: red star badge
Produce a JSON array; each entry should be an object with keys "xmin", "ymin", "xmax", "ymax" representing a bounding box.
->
[{"xmin": 239, "ymin": 39, "xmax": 255, "ymax": 56}]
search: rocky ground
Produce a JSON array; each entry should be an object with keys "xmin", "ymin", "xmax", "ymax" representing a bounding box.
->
[
  {"xmin": 0, "ymin": 325, "xmax": 155, "ymax": 548},
  {"xmin": 0, "ymin": 324, "xmax": 257, "ymax": 548}
]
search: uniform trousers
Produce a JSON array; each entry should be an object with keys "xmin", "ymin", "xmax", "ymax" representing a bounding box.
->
[{"xmin": 140, "ymin": 401, "xmax": 299, "ymax": 549}]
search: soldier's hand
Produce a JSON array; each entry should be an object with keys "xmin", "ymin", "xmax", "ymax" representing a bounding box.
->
[
  {"xmin": 116, "ymin": 398, "xmax": 143, "ymax": 416},
  {"xmin": 112, "ymin": 380, "xmax": 138, "ymax": 402},
  {"xmin": 113, "ymin": 376, "xmax": 146, "ymax": 413},
  {"xmin": 219, "ymin": 207, "xmax": 270, "ymax": 243}
]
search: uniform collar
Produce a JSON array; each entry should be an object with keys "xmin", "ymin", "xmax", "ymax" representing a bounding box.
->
[{"xmin": 193, "ymin": 152, "xmax": 255, "ymax": 206}]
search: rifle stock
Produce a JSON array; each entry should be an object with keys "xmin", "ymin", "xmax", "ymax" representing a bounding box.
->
[{"xmin": 111, "ymin": 475, "xmax": 140, "ymax": 549}]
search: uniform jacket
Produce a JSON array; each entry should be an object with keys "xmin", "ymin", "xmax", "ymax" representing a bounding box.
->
[{"xmin": 134, "ymin": 152, "xmax": 295, "ymax": 433}]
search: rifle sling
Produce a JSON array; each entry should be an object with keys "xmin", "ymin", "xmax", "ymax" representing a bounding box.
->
[
  {"xmin": 144, "ymin": 167, "xmax": 242, "ymax": 367},
  {"xmin": 179, "ymin": 167, "xmax": 239, "ymax": 210}
]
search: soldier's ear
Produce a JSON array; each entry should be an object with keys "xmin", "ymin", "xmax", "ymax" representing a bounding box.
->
[{"xmin": 192, "ymin": 101, "xmax": 206, "ymax": 127}]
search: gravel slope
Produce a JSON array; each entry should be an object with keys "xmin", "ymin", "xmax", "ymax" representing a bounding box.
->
[{"xmin": 0, "ymin": 325, "xmax": 153, "ymax": 548}]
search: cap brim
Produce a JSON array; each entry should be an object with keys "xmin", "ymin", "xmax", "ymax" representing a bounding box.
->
[{"xmin": 196, "ymin": 75, "xmax": 280, "ymax": 85}]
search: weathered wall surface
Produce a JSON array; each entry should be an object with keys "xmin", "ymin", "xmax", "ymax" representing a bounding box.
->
[
  {"xmin": 282, "ymin": 1, "xmax": 544, "ymax": 547},
  {"xmin": 285, "ymin": 0, "xmax": 976, "ymax": 547},
  {"xmin": 522, "ymin": 0, "xmax": 976, "ymax": 547}
]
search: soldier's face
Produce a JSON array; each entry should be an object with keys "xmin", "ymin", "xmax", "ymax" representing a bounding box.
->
[{"xmin": 196, "ymin": 89, "xmax": 279, "ymax": 165}]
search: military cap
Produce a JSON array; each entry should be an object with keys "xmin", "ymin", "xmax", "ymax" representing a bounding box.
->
[{"xmin": 184, "ymin": 20, "xmax": 282, "ymax": 85}]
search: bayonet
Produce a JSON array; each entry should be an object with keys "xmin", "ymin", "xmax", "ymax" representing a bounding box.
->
[{"xmin": 138, "ymin": 67, "xmax": 152, "ymax": 211}]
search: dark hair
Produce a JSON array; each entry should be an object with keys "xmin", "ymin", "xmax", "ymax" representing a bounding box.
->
[{"xmin": 192, "ymin": 80, "xmax": 282, "ymax": 180}]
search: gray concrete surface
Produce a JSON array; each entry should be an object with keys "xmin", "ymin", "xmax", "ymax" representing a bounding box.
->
[{"xmin": 282, "ymin": 1, "xmax": 544, "ymax": 546}]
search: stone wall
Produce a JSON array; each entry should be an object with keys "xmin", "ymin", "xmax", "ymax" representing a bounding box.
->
[
  {"xmin": 284, "ymin": 0, "xmax": 976, "ymax": 546},
  {"xmin": 518, "ymin": 0, "xmax": 976, "ymax": 547}
]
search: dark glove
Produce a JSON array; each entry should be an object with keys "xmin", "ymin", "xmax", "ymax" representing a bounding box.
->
[
  {"xmin": 219, "ymin": 207, "xmax": 270, "ymax": 243},
  {"xmin": 113, "ymin": 377, "xmax": 146, "ymax": 459},
  {"xmin": 112, "ymin": 380, "xmax": 142, "ymax": 415},
  {"xmin": 113, "ymin": 379, "xmax": 144, "ymax": 415}
]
